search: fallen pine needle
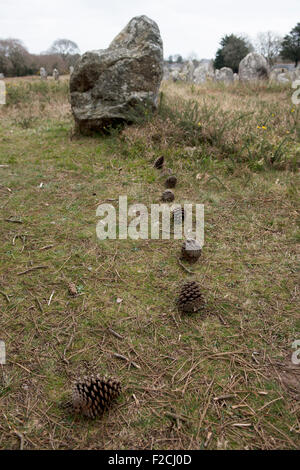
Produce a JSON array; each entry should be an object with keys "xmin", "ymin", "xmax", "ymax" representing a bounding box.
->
[
  {"xmin": 17, "ymin": 266, "xmax": 48, "ymax": 275},
  {"xmin": 232, "ymin": 423, "xmax": 252, "ymax": 428},
  {"xmin": 48, "ymin": 290, "xmax": 55, "ymax": 306},
  {"xmin": 108, "ymin": 328, "xmax": 123, "ymax": 340},
  {"xmin": 214, "ymin": 394, "xmax": 236, "ymax": 401},
  {"xmin": 258, "ymin": 396, "xmax": 283, "ymax": 412}
]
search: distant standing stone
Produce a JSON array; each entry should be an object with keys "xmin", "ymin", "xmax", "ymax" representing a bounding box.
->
[
  {"xmin": 40, "ymin": 67, "xmax": 47, "ymax": 80},
  {"xmin": 0, "ymin": 73, "xmax": 4, "ymax": 79},
  {"xmin": 53, "ymin": 68, "xmax": 59, "ymax": 80},
  {"xmin": 193, "ymin": 60, "xmax": 215, "ymax": 84},
  {"xmin": 70, "ymin": 15, "xmax": 163, "ymax": 134},
  {"xmin": 171, "ymin": 70, "xmax": 180, "ymax": 82},
  {"xmin": 69, "ymin": 66, "xmax": 74, "ymax": 75},
  {"xmin": 239, "ymin": 52, "xmax": 269, "ymax": 81},
  {"xmin": 215, "ymin": 67, "xmax": 234, "ymax": 84}
]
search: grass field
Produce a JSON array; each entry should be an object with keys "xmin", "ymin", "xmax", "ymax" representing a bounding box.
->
[{"xmin": 0, "ymin": 76, "xmax": 299, "ymax": 450}]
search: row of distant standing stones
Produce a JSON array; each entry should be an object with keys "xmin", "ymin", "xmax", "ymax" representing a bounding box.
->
[
  {"xmin": 164, "ymin": 54, "xmax": 300, "ymax": 85},
  {"xmin": 38, "ymin": 54, "xmax": 300, "ymax": 85},
  {"xmin": 0, "ymin": 67, "xmax": 70, "ymax": 81},
  {"xmin": 38, "ymin": 66, "xmax": 74, "ymax": 80}
]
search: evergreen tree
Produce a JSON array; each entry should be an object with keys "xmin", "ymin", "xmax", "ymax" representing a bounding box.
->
[
  {"xmin": 214, "ymin": 34, "xmax": 252, "ymax": 73},
  {"xmin": 281, "ymin": 23, "xmax": 300, "ymax": 67}
]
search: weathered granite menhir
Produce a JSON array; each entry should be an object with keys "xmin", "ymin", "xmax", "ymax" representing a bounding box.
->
[
  {"xmin": 70, "ymin": 15, "xmax": 163, "ymax": 134},
  {"xmin": 239, "ymin": 52, "xmax": 269, "ymax": 81}
]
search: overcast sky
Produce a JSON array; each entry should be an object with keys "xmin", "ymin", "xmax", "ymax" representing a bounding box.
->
[{"xmin": 0, "ymin": 0, "xmax": 298, "ymax": 58}]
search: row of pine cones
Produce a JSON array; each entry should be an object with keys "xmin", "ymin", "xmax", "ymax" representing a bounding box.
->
[
  {"xmin": 70, "ymin": 155, "xmax": 205, "ymax": 420},
  {"xmin": 154, "ymin": 156, "xmax": 205, "ymax": 313},
  {"xmin": 154, "ymin": 155, "xmax": 202, "ymax": 264}
]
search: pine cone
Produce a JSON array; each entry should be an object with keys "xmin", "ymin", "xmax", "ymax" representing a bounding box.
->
[
  {"xmin": 165, "ymin": 175, "xmax": 177, "ymax": 188},
  {"xmin": 72, "ymin": 376, "xmax": 121, "ymax": 418},
  {"xmin": 68, "ymin": 282, "xmax": 78, "ymax": 296},
  {"xmin": 162, "ymin": 189, "xmax": 175, "ymax": 202},
  {"xmin": 154, "ymin": 156, "xmax": 164, "ymax": 169},
  {"xmin": 172, "ymin": 207, "xmax": 185, "ymax": 225},
  {"xmin": 177, "ymin": 281, "xmax": 204, "ymax": 313},
  {"xmin": 181, "ymin": 238, "xmax": 202, "ymax": 263}
]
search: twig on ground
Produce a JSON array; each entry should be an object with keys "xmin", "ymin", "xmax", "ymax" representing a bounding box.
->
[
  {"xmin": 5, "ymin": 218, "xmax": 22, "ymax": 224},
  {"xmin": 177, "ymin": 257, "xmax": 194, "ymax": 274},
  {"xmin": 13, "ymin": 430, "xmax": 24, "ymax": 450},
  {"xmin": 113, "ymin": 352, "xmax": 140, "ymax": 369},
  {"xmin": 108, "ymin": 328, "xmax": 123, "ymax": 340},
  {"xmin": 17, "ymin": 265, "xmax": 48, "ymax": 275},
  {"xmin": 40, "ymin": 244, "xmax": 54, "ymax": 251},
  {"xmin": 214, "ymin": 394, "xmax": 236, "ymax": 402},
  {"xmin": 35, "ymin": 297, "xmax": 43, "ymax": 313},
  {"xmin": 47, "ymin": 290, "xmax": 55, "ymax": 306},
  {"xmin": 0, "ymin": 291, "xmax": 10, "ymax": 303}
]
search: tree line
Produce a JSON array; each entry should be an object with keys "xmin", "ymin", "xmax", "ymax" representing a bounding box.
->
[{"xmin": 0, "ymin": 38, "xmax": 80, "ymax": 77}]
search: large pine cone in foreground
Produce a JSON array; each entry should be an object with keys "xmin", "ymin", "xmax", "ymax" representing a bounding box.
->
[
  {"xmin": 177, "ymin": 281, "xmax": 205, "ymax": 313},
  {"xmin": 72, "ymin": 376, "xmax": 121, "ymax": 419}
]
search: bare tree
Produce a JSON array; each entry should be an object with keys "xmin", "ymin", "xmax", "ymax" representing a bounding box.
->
[
  {"xmin": 0, "ymin": 39, "xmax": 32, "ymax": 76},
  {"xmin": 255, "ymin": 31, "xmax": 282, "ymax": 66},
  {"xmin": 47, "ymin": 39, "xmax": 80, "ymax": 61}
]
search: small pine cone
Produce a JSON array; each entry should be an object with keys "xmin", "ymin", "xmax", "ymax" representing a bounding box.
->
[
  {"xmin": 177, "ymin": 281, "xmax": 204, "ymax": 313},
  {"xmin": 68, "ymin": 282, "xmax": 78, "ymax": 296},
  {"xmin": 154, "ymin": 156, "xmax": 164, "ymax": 169},
  {"xmin": 162, "ymin": 189, "xmax": 175, "ymax": 202},
  {"xmin": 172, "ymin": 207, "xmax": 185, "ymax": 225},
  {"xmin": 165, "ymin": 175, "xmax": 177, "ymax": 188},
  {"xmin": 181, "ymin": 238, "xmax": 202, "ymax": 263},
  {"xmin": 72, "ymin": 376, "xmax": 121, "ymax": 419}
]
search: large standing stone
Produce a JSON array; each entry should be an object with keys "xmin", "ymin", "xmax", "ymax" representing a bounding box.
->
[
  {"xmin": 171, "ymin": 70, "xmax": 180, "ymax": 82},
  {"xmin": 215, "ymin": 67, "xmax": 234, "ymax": 84},
  {"xmin": 193, "ymin": 60, "xmax": 214, "ymax": 84},
  {"xmin": 239, "ymin": 52, "xmax": 269, "ymax": 81},
  {"xmin": 276, "ymin": 73, "xmax": 291, "ymax": 84},
  {"xmin": 70, "ymin": 15, "xmax": 163, "ymax": 133}
]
